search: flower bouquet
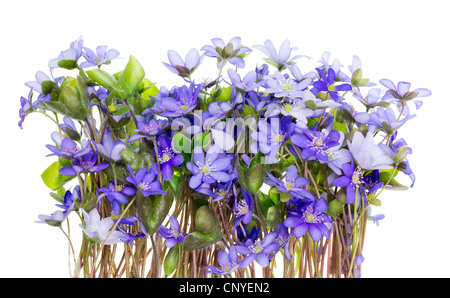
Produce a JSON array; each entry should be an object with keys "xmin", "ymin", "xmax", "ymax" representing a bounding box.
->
[{"xmin": 20, "ymin": 36, "xmax": 431, "ymax": 278}]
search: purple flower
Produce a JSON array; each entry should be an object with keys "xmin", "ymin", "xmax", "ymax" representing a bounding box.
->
[
  {"xmin": 251, "ymin": 116, "xmax": 294, "ymax": 164},
  {"xmin": 265, "ymin": 165, "xmax": 315, "ymax": 200},
  {"xmin": 264, "ymin": 71, "xmax": 309, "ymax": 98},
  {"xmin": 354, "ymin": 107, "xmax": 416, "ymax": 134},
  {"xmin": 283, "ymin": 198, "xmax": 332, "ymax": 242},
  {"xmin": 95, "ymin": 129, "xmax": 127, "ymax": 163},
  {"xmin": 59, "ymin": 151, "xmax": 110, "ymax": 176},
  {"xmin": 236, "ymin": 231, "xmax": 278, "ymax": 268},
  {"xmin": 186, "ymin": 145, "xmax": 232, "ymax": 189},
  {"xmin": 203, "ymin": 245, "xmax": 241, "ymax": 275},
  {"xmin": 352, "ymin": 88, "xmax": 392, "ymax": 110},
  {"xmin": 158, "ymin": 84, "xmax": 202, "ymax": 117},
  {"xmin": 128, "ymin": 116, "xmax": 170, "ymax": 143},
  {"xmin": 162, "ymin": 48, "xmax": 203, "ymax": 78},
  {"xmin": 233, "ymin": 188, "xmax": 254, "ymax": 232},
  {"xmin": 311, "ymin": 68, "xmax": 352, "ymax": 101},
  {"xmin": 79, "ymin": 46, "xmax": 120, "ymax": 68},
  {"xmin": 201, "ymin": 37, "xmax": 251, "ymax": 69},
  {"xmin": 227, "ymin": 69, "xmax": 264, "ymax": 93},
  {"xmin": 18, "ymin": 89, "xmax": 33, "ymax": 129},
  {"xmin": 253, "ymin": 39, "xmax": 303, "ymax": 71},
  {"xmin": 150, "ymin": 135, "xmax": 184, "ymax": 181},
  {"xmin": 46, "ymin": 137, "xmax": 92, "ymax": 159},
  {"xmin": 48, "ymin": 36, "xmax": 84, "ymax": 71},
  {"xmin": 379, "ymin": 78, "xmax": 431, "ymax": 115},
  {"xmin": 98, "ymin": 181, "xmax": 136, "ymax": 215},
  {"xmin": 125, "ymin": 164, "xmax": 166, "ymax": 197},
  {"xmin": 290, "ymin": 127, "xmax": 341, "ymax": 162},
  {"xmin": 270, "ymin": 223, "xmax": 292, "ymax": 261},
  {"xmin": 36, "ymin": 210, "xmax": 68, "ymax": 227},
  {"xmin": 332, "ymin": 162, "xmax": 366, "ymax": 204},
  {"xmin": 56, "ymin": 186, "xmax": 82, "ymax": 214},
  {"xmin": 158, "ymin": 216, "xmax": 188, "ymax": 248}
]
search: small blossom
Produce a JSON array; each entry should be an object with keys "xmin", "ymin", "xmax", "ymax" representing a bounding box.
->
[{"xmin": 158, "ymin": 216, "xmax": 188, "ymax": 248}]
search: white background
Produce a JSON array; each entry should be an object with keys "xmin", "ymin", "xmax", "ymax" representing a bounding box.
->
[{"xmin": 1, "ymin": 0, "xmax": 449, "ymax": 278}]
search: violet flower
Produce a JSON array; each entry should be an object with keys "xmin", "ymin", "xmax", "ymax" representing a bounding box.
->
[
  {"xmin": 311, "ymin": 68, "xmax": 352, "ymax": 101},
  {"xmin": 253, "ymin": 39, "xmax": 303, "ymax": 71},
  {"xmin": 265, "ymin": 165, "xmax": 315, "ymax": 200},
  {"xmin": 46, "ymin": 137, "xmax": 92, "ymax": 159},
  {"xmin": 59, "ymin": 151, "xmax": 109, "ymax": 176},
  {"xmin": 233, "ymin": 188, "xmax": 254, "ymax": 232},
  {"xmin": 18, "ymin": 89, "xmax": 33, "ymax": 129},
  {"xmin": 251, "ymin": 116, "xmax": 294, "ymax": 164},
  {"xmin": 186, "ymin": 145, "xmax": 232, "ymax": 189},
  {"xmin": 79, "ymin": 46, "xmax": 120, "ymax": 68},
  {"xmin": 264, "ymin": 71, "xmax": 309, "ymax": 98},
  {"xmin": 158, "ymin": 84, "xmax": 202, "ymax": 117},
  {"xmin": 227, "ymin": 69, "xmax": 264, "ymax": 93},
  {"xmin": 158, "ymin": 216, "xmax": 188, "ymax": 248},
  {"xmin": 48, "ymin": 36, "xmax": 84, "ymax": 72},
  {"xmin": 95, "ymin": 129, "xmax": 127, "ymax": 163},
  {"xmin": 283, "ymin": 198, "xmax": 332, "ymax": 242},
  {"xmin": 290, "ymin": 127, "xmax": 341, "ymax": 162},
  {"xmin": 332, "ymin": 162, "xmax": 366, "ymax": 204},
  {"xmin": 128, "ymin": 116, "xmax": 170, "ymax": 143},
  {"xmin": 236, "ymin": 231, "xmax": 278, "ymax": 268},
  {"xmin": 98, "ymin": 181, "xmax": 136, "ymax": 215},
  {"xmin": 125, "ymin": 164, "xmax": 166, "ymax": 197},
  {"xmin": 162, "ymin": 48, "xmax": 203, "ymax": 78},
  {"xmin": 203, "ymin": 245, "xmax": 241, "ymax": 275},
  {"xmin": 201, "ymin": 37, "xmax": 251, "ymax": 69},
  {"xmin": 354, "ymin": 107, "xmax": 415, "ymax": 135},
  {"xmin": 379, "ymin": 78, "xmax": 431, "ymax": 115},
  {"xmin": 150, "ymin": 135, "xmax": 184, "ymax": 181}
]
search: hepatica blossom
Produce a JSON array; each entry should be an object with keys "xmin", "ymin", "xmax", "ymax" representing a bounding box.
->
[
  {"xmin": 187, "ymin": 145, "xmax": 232, "ymax": 189},
  {"xmin": 22, "ymin": 36, "xmax": 429, "ymax": 278}
]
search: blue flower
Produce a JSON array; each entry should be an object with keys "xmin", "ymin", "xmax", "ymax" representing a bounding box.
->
[
  {"xmin": 347, "ymin": 131, "xmax": 393, "ymax": 170},
  {"xmin": 265, "ymin": 165, "xmax": 315, "ymax": 200},
  {"xmin": 236, "ymin": 231, "xmax": 278, "ymax": 268},
  {"xmin": 283, "ymin": 198, "xmax": 332, "ymax": 242},
  {"xmin": 158, "ymin": 216, "xmax": 188, "ymax": 248},
  {"xmin": 125, "ymin": 164, "xmax": 166, "ymax": 197},
  {"xmin": 233, "ymin": 188, "xmax": 254, "ymax": 232},
  {"xmin": 227, "ymin": 69, "xmax": 264, "ymax": 93},
  {"xmin": 98, "ymin": 181, "xmax": 136, "ymax": 215},
  {"xmin": 354, "ymin": 107, "xmax": 416, "ymax": 134},
  {"xmin": 162, "ymin": 48, "xmax": 203, "ymax": 78},
  {"xmin": 94, "ymin": 129, "xmax": 127, "ymax": 163},
  {"xmin": 150, "ymin": 135, "xmax": 184, "ymax": 181},
  {"xmin": 203, "ymin": 245, "xmax": 241, "ymax": 275},
  {"xmin": 201, "ymin": 37, "xmax": 251, "ymax": 69},
  {"xmin": 264, "ymin": 71, "xmax": 309, "ymax": 98},
  {"xmin": 290, "ymin": 126, "xmax": 341, "ymax": 162},
  {"xmin": 186, "ymin": 145, "xmax": 232, "ymax": 189},
  {"xmin": 253, "ymin": 39, "xmax": 303, "ymax": 71},
  {"xmin": 251, "ymin": 116, "xmax": 294, "ymax": 164},
  {"xmin": 379, "ymin": 78, "xmax": 431, "ymax": 115},
  {"xmin": 48, "ymin": 36, "xmax": 84, "ymax": 72},
  {"xmin": 79, "ymin": 46, "xmax": 120, "ymax": 68},
  {"xmin": 128, "ymin": 116, "xmax": 170, "ymax": 143},
  {"xmin": 332, "ymin": 162, "xmax": 366, "ymax": 204},
  {"xmin": 59, "ymin": 151, "xmax": 110, "ymax": 176},
  {"xmin": 311, "ymin": 68, "xmax": 352, "ymax": 101},
  {"xmin": 158, "ymin": 84, "xmax": 202, "ymax": 117}
]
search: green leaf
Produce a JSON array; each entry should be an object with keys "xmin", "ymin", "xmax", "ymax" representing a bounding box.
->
[
  {"xmin": 135, "ymin": 189, "xmax": 153, "ymax": 235},
  {"xmin": 164, "ymin": 244, "xmax": 180, "ymax": 276},
  {"xmin": 192, "ymin": 132, "xmax": 210, "ymax": 149},
  {"xmin": 118, "ymin": 55, "xmax": 145, "ymax": 98},
  {"xmin": 182, "ymin": 205, "xmax": 222, "ymax": 251},
  {"xmin": 394, "ymin": 146, "xmax": 407, "ymax": 164},
  {"xmin": 86, "ymin": 69, "xmax": 120, "ymax": 92},
  {"xmin": 244, "ymin": 164, "xmax": 265, "ymax": 195},
  {"xmin": 57, "ymin": 60, "xmax": 78, "ymax": 70},
  {"xmin": 327, "ymin": 200, "xmax": 344, "ymax": 220},
  {"xmin": 50, "ymin": 192, "xmax": 65, "ymax": 204},
  {"xmin": 121, "ymin": 149, "xmax": 146, "ymax": 172},
  {"xmin": 82, "ymin": 192, "xmax": 97, "ymax": 213},
  {"xmin": 147, "ymin": 189, "xmax": 174, "ymax": 235},
  {"xmin": 41, "ymin": 161, "xmax": 75, "ymax": 191},
  {"xmin": 41, "ymin": 80, "xmax": 56, "ymax": 95},
  {"xmin": 266, "ymin": 206, "xmax": 282, "ymax": 228},
  {"xmin": 172, "ymin": 132, "xmax": 192, "ymax": 154},
  {"xmin": 215, "ymin": 86, "xmax": 232, "ymax": 102},
  {"xmin": 351, "ymin": 69, "xmax": 363, "ymax": 86},
  {"xmin": 111, "ymin": 104, "xmax": 131, "ymax": 116}
]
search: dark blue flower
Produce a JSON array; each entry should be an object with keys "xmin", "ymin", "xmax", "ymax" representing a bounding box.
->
[
  {"xmin": 265, "ymin": 165, "xmax": 315, "ymax": 200},
  {"xmin": 233, "ymin": 188, "xmax": 254, "ymax": 232},
  {"xmin": 158, "ymin": 84, "xmax": 202, "ymax": 117},
  {"xmin": 125, "ymin": 164, "xmax": 166, "ymax": 197},
  {"xmin": 283, "ymin": 198, "xmax": 332, "ymax": 242},
  {"xmin": 311, "ymin": 68, "xmax": 352, "ymax": 101},
  {"xmin": 236, "ymin": 231, "xmax": 278, "ymax": 268},
  {"xmin": 290, "ymin": 126, "xmax": 341, "ymax": 162},
  {"xmin": 332, "ymin": 162, "xmax": 366, "ymax": 204},
  {"xmin": 59, "ymin": 151, "xmax": 110, "ymax": 176},
  {"xmin": 150, "ymin": 135, "xmax": 184, "ymax": 181},
  {"xmin": 158, "ymin": 216, "xmax": 188, "ymax": 248},
  {"xmin": 98, "ymin": 181, "xmax": 136, "ymax": 215}
]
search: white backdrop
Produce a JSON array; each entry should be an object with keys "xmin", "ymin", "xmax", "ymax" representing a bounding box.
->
[{"xmin": 1, "ymin": 0, "xmax": 449, "ymax": 278}]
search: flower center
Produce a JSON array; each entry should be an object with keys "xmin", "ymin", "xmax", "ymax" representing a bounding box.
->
[
  {"xmin": 139, "ymin": 182, "xmax": 150, "ymax": 190},
  {"xmin": 285, "ymin": 182, "xmax": 294, "ymax": 190},
  {"xmin": 269, "ymin": 133, "xmax": 285, "ymax": 146},
  {"xmin": 284, "ymin": 104, "xmax": 292, "ymax": 112},
  {"xmin": 249, "ymin": 241, "xmax": 263, "ymax": 254},
  {"xmin": 80, "ymin": 161, "xmax": 95, "ymax": 170},
  {"xmin": 142, "ymin": 123, "xmax": 160, "ymax": 134},
  {"xmin": 328, "ymin": 85, "xmax": 335, "ymax": 91},
  {"xmin": 235, "ymin": 200, "xmax": 249, "ymax": 217},
  {"xmin": 171, "ymin": 230, "xmax": 179, "ymax": 238},
  {"xmin": 221, "ymin": 262, "xmax": 236, "ymax": 272},
  {"xmin": 62, "ymin": 145, "xmax": 79, "ymax": 155},
  {"xmin": 351, "ymin": 167, "xmax": 363, "ymax": 186},
  {"xmin": 302, "ymin": 206, "xmax": 321, "ymax": 224},
  {"xmin": 159, "ymin": 148, "xmax": 174, "ymax": 164}
]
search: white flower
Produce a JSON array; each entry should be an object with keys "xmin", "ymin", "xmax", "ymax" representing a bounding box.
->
[
  {"xmin": 80, "ymin": 208, "xmax": 126, "ymax": 245},
  {"xmin": 347, "ymin": 131, "xmax": 393, "ymax": 170}
]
